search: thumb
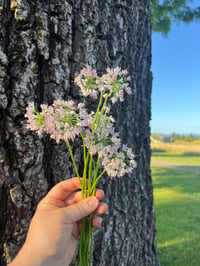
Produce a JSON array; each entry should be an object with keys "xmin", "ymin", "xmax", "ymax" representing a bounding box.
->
[{"xmin": 64, "ymin": 196, "xmax": 99, "ymax": 223}]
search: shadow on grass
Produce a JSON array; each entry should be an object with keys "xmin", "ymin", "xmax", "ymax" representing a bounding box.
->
[
  {"xmin": 155, "ymin": 197, "xmax": 200, "ymax": 265},
  {"xmin": 154, "ymin": 173, "xmax": 200, "ymax": 265},
  {"xmin": 152, "ymin": 151, "xmax": 200, "ymax": 157},
  {"xmin": 152, "ymin": 167, "xmax": 200, "ymax": 194},
  {"xmin": 152, "ymin": 156, "xmax": 200, "ymax": 265},
  {"xmin": 151, "ymin": 148, "xmax": 166, "ymax": 153},
  {"xmin": 158, "ymin": 236, "xmax": 200, "ymax": 266},
  {"xmin": 183, "ymin": 152, "xmax": 200, "ymax": 156}
]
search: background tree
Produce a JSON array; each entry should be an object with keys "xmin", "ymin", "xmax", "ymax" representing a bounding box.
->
[
  {"xmin": 151, "ymin": 0, "xmax": 200, "ymax": 35},
  {"xmin": 0, "ymin": 1, "xmax": 159, "ymax": 265}
]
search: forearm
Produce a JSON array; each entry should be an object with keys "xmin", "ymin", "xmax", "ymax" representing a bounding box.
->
[
  {"xmin": 9, "ymin": 243, "xmax": 48, "ymax": 266},
  {"xmin": 9, "ymin": 242, "xmax": 70, "ymax": 266}
]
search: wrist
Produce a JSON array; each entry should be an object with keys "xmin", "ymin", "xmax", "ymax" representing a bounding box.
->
[
  {"xmin": 9, "ymin": 243, "xmax": 45, "ymax": 266},
  {"xmin": 9, "ymin": 242, "xmax": 70, "ymax": 266}
]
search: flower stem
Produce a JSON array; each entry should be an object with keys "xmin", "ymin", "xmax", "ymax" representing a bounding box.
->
[
  {"xmin": 82, "ymin": 151, "xmax": 90, "ymax": 199},
  {"xmin": 100, "ymin": 94, "xmax": 108, "ymax": 115},
  {"xmin": 96, "ymin": 94, "xmax": 109, "ymax": 127},
  {"xmin": 88, "ymin": 154, "xmax": 93, "ymax": 195},
  {"xmin": 66, "ymin": 139, "xmax": 81, "ymax": 183},
  {"xmin": 93, "ymin": 91, "xmax": 103, "ymax": 127},
  {"xmin": 91, "ymin": 169, "xmax": 106, "ymax": 194},
  {"xmin": 80, "ymin": 132, "xmax": 86, "ymax": 163},
  {"xmin": 89, "ymin": 214, "xmax": 93, "ymax": 266}
]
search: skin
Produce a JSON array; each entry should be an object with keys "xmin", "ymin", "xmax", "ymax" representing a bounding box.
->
[{"xmin": 10, "ymin": 177, "xmax": 107, "ymax": 266}]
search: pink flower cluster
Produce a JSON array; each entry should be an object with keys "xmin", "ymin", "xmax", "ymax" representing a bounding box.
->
[
  {"xmin": 84, "ymin": 111, "xmax": 136, "ymax": 177},
  {"xmin": 100, "ymin": 67, "xmax": 132, "ymax": 103},
  {"xmin": 25, "ymin": 100, "xmax": 91, "ymax": 143},
  {"xmin": 74, "ymin": 65, "xmax": 132, "ymax": 103},
  {"xmin": 74, "ymin": 66, "xmax": 98, "ymax": 99},
  {"xmin": 25, "ymin": 66, "xmax": 136, "ymax": 178}
]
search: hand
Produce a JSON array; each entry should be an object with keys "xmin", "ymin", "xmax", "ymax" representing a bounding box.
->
[{"xmin": 10, "ymin": 177, "xmax": 107, "ymax": 266}]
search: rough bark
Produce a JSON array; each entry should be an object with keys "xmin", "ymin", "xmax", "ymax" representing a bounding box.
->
[{"xmin": 0, "ymin": 0, "xmax": 159, "ymax": 265}]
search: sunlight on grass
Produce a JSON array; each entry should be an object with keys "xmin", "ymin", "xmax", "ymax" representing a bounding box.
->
[
  {"xmin": 154, "ymin": 187, "xmax": 190, "ymax": 203},
  {"xmin": 159, "ymin": 237, "xmax": 192, "ymax": 248},
  {"xmin": 152, "ymin": 152, "xmax": 200, "ymax": 166},
  {"xmin": 151, "ymin": 140, "xmax": 200, "ymax": 154},
  {"xmin": 151, "ymin": 142, "xmax": 200, "ymax": 266}
]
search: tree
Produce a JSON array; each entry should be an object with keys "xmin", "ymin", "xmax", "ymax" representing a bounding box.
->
[
  {"xmin": 151, "ymin": 0, "xmax": 200, "ymax": 35},
  {"xmin": 0, "ymin": 1, "xmax": 159, "ymax": 265}
]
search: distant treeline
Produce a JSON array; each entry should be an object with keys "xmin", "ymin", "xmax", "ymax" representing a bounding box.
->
[{"xmin": 151, "ymin": 133, "xmax": 200, "ymax": 142}]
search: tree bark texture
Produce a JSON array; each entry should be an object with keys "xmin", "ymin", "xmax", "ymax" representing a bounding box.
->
[{"xmin": 0, "ymin": 0, "xmax": 159, "ymax": 265}]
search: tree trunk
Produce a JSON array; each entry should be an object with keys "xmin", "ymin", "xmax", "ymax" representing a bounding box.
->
[{"xmin": 0, "ymin": 0, "xmax": 159, "ymax": 265}]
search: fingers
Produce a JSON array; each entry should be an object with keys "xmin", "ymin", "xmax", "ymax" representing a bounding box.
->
[
  {"xmin": 65, "ymin": 189, "xmax": 107, "ymax": 215},
  {"xmin": 65, "ymin": 189, "xmax": 104, "ymax": 205},
  {"xmin": 74, "ymin": 216, "xmax": 103, "ymax": 240},
  {"xmin": 42, "ymin": 178, "xmax": 107, "ymax": 218},
  {"xmin": 64, "ymin": 197, "xmax": 99, "ymax": 223},
  {"xmin": 94, "ymin": 202, "xmax": 108, "ymax": 215},
  {"xmin": 92, "ymin": 216, "xmax": 103, "ymax": 228},
  {"xmin": 46, "ymin": 177, "xmax": 82, "ymax": 201}
]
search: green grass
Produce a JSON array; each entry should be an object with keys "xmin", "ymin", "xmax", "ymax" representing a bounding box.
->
[
  {"xmin": 152, "ymin": 150, "xmax": 200, "ymax": 266},
  {"xmin": 152, "ymin": 150, "xmax": 200, "ymax": 166}
]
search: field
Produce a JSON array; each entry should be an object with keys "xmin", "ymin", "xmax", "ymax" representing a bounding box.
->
[{"xmin": 151, "ymin": 140, "xmax": 200, "ymax": 266}]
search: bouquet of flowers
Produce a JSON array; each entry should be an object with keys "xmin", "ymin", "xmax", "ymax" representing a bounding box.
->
[{"xmin": 25, "ymin": 66, "xmax": 136, "ymax": 266}]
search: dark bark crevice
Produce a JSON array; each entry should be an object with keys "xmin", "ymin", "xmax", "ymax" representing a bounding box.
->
[
  {"xmin": 0, "ymin": 184, "xmax": 9, "ymax": 265},
  {"xmin": 43, "ymin": 137, "xmax": 55, "ymax": 189},
  {"xmin": 35, "ymin": 54, "xmax": 45, "ymax": 107}
]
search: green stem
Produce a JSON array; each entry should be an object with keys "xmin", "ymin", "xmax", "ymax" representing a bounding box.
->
[
  {"xmin": 82, "ymin": 150, "xmax": 90, "ymax": 199},
  {"xmin": 95, "ymin": 94, "xmax": 109, "ymax": 128},
  {"xmin": 77, "ymin": 215, "xmax": 93, "ymax": 266},
  {"xmin": 100, "ymin": 94, "xmax": 108, "ymax": 116},
  {"xmin": 85, "ymin": 217, "xmax": 91, "ymax": 266},
  {"xmin": 66, "ymin": 139, "xmax": 81, "ymax": 182},
  {"xmin": 94, "ymin": 156, "xmax": 100, "ymax": 180},
  {"xmin": 88, "ymin": 154, "xmax": 93, "ymax": 195},
  {"xmin": 80, "ymin": 132, "xmax": 86, "ymax": 163},
  {"xmin": 93, "ymin": 91, "xmax": 103, "ymax": 126},
  {"xmin": 80, "ymin": 132, "xmax": 88, "ymax": 199},
  {"xmin": 89, "ymin": 214, "xmax": 93, "ymax": 266},
  {"xmin": 91, "ymin": 169, "xmax": 106, "ymax": 195}
]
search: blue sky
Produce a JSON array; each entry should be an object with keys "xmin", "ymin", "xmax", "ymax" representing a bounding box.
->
[{"xmin": 151, "ymin": 19, "xmax": 200, "ymax": 135}]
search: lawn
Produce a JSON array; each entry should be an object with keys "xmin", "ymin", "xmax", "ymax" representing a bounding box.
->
[{"xmin": 151, "ymin": 142, "xmax": 200, "ymax": 266}]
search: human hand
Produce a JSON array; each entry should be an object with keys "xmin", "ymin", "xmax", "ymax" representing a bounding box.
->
[{"xmin": 10, "ymin": 177, "xmax": 107, "ymax": 266}]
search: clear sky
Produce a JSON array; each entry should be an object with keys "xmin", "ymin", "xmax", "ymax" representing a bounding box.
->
[{"xmin": 151, "ymin": 20, "xmax": 200, "ymax": 135}]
